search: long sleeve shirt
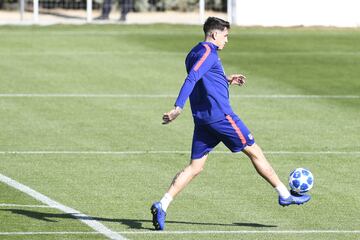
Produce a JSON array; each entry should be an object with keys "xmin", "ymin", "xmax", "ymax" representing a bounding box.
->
[{"xmin": 175, "ymin": 42, "xmax": 234, "ymax": 125}]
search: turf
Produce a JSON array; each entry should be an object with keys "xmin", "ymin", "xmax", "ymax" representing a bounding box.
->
[{"xmin": 0, "ymin": 24, "xmax": 359, "ymax": 240}]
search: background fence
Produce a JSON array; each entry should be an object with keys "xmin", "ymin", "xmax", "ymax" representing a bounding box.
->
[
  {"xmin": 1, "ymin": 0, "xmax": 360, "ymax": 26},
  {"xmin": 0, "ymin": 0, "xmax": 229, "ymax": 24}
]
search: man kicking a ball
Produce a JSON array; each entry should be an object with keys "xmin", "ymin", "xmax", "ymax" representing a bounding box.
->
[{"xmin": 151, "ymin": 17, "xmax": 310, "ymax": 231}]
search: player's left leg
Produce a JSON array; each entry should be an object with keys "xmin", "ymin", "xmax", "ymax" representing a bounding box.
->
[
  {"xmin": 151, "ymin": 124, "xmax": 219, "ymax": 230},
  {"xmin": 242, "ymin": 144, "xmax": 311, "ymax": 206},
  {"xmin": 242, "ymin": 143, "xmax": 282, "ymax": 188},
  {"xmin": 167, "ymin": 154, "xmax": 209, "ymax": 198},
  {"xmin": 151, "ymin": 154, "xmax": 209, "ymax": 230}
]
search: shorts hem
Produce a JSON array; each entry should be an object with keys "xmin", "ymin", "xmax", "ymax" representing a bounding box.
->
[
  {"xmin": 231, "ymin": 141, "xmax": 255, "ymax": 153},
  {"xmin": 191, "ymin": 151, "xmax": 210, "ymax": 160}
]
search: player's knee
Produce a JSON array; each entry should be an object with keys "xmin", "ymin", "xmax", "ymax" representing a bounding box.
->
[
  {"xmin": 246, "ymin": 151, "xmax": 259, "ymax": 163},
  {"xmin": 243, "ymin": 144, "xmax": 264, "ymax": 161}
]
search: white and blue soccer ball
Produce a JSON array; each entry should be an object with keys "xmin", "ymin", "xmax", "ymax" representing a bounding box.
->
[{"xmin": 288, "ymin": 168, "xmax": 314, "ymax": 194}]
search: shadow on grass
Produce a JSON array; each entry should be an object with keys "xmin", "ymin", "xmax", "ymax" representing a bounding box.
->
[{"xmin": 2, "ymin": 209, "xmax": 277, "ymax": 230}]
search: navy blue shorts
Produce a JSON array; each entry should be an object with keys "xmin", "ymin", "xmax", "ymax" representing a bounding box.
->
[{"xmin": 191, "ymin": 114, "xmax": 255, "ymax": 159}]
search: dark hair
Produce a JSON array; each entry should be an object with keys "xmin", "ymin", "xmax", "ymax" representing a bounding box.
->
[{"xmin": 203, "ymin": 17, "xmax": 230, "ymax": 35}]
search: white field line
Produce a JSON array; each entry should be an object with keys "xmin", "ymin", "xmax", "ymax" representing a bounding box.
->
[
  {"xmin": 0, "ymin": 173, "xmax": 126, "ymax": 240},
  {"xmin": 0, "ymin": 150, "xmax": 359, "ymax": 155},
  {"xmin": 0, "ymin": 230, "xmax": 359, "ymax": 235},
  {"xmin": 0, "ymin": 51, "xmax": 185, "ymax": 56},
  {"xmin": 0, "ymin": 31, "xmax": 201, "ymax": 36},
  {"xmin": 0, "ymin": 93, "xmax": 359, "ymax": 99},
  {"xmin": 0, "ymin": 203, "xmax": 55, "ymax": 208}
]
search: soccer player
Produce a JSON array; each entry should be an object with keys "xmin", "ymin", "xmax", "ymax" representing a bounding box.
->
[{"xmin": 151, "ymin": 17, "xmax": 310, "ymax": 231}]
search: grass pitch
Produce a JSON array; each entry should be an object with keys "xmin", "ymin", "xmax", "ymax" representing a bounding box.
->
[{"xmin": 0, "ymin": 24, "xmax": 359, "ymax": 240}]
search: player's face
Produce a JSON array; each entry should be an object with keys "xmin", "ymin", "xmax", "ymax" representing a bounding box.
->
[{"xmin": 214, "ymin": 28, "xmax": 229, "ymax": 50}]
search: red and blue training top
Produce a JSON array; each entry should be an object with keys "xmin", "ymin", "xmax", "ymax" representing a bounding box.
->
[{"xmin": 175, "ymin": 42, "xmax": 234, "ymax": 125}]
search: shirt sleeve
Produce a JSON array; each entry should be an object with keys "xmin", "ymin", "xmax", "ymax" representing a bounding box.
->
[{"xmin": 175, "ymin": 44, "xmax": 215, "ymax": 108}]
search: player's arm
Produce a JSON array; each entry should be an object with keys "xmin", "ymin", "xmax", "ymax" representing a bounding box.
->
[
  {"xmin": 162, "ymin": 106, "xmax": 182, "ymax": 124},
  {"xmin": 227, "ymin": 74, "xmax": 246, "ymax": 86},
  {"xmin": 162, "ymin": 45, "xmax": 215, "ymax": 125}
]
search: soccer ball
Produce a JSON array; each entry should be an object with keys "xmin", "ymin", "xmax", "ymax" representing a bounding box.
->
[{"xmin": 288, "ymin": 168, "xmax": 314, "ymax": 194}]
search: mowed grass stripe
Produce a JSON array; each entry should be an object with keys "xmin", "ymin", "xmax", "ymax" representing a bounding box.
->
[
  {"xmin": 0, "ymin": 93, "xmax": 358, "ymax": 99},
  {"xmin": 0, "ymin": 150, "xmax": 359, "ymax": 155},
  {"xmin": 0, "ymin": 230, "xmax": 359, "ymax": 235},
  {"xmin": 1, "ymin": 26, "xmax": 359, "ymax": 240},
  {"xmin": 1, "ymin": 51, "xmax": 360, "ymax": 56},
  {"xmin": 0, "ymin": 203, "xmax": 55, "ymax": 208},
  {"xmin": 1, "ymin": 27, "xmax": 359, "ymax": 36}
]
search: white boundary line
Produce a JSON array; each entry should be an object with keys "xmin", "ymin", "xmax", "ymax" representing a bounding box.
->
[
  {"xmin": 0, "ymin": 173, "xmax": 126, "ymax": 240},
  {"xmin": 0, "ymin": 203, "xmax": 55, "ymax": 208},
  {"xmin": 0, "ymin": 93, "xmax": 358, "ymax": 99},
  {"xmin": 0, "ymin": 150, "xmax": 359, "ymax": 155},
  {"xmin": 0, "ymin": 230, "xmax": 359, "ymax": 235}
]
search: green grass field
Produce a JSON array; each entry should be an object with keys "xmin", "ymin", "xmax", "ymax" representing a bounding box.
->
[{"xmin": 0, "ymin": 24, "xmax": 359, "ymax": 240}]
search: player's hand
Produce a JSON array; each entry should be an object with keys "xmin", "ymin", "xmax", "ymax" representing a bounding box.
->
[
  {"xmin": 162, "ymin": 106, "xmax": 182, "ymax": 124},
  {"xmin": 228, "ymin": 74, "xmax": 246, "ymax": 86}
]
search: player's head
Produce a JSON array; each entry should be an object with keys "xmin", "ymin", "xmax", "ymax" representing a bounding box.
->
[{"xmin": 203, "ymin": 17, "xmax": 230, "ymax": 50}]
